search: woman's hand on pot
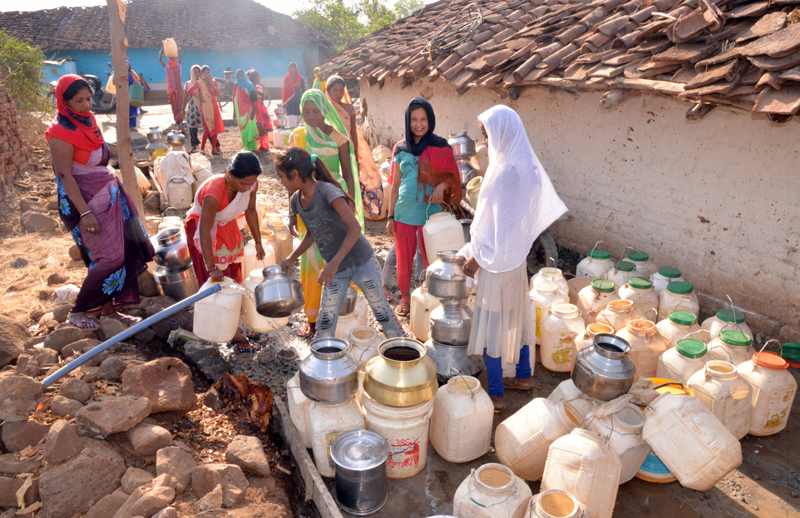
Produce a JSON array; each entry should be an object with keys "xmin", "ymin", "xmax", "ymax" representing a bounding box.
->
[
  {"xmin": 82, "ymin": 213, "xmax": 100, "ymax": 235},
  {"xmin": 318, "ymin": 261, "xmax": 340, "ymax": 287},
  {"xmin": 386, "ymin": 219, "xmax": 395, "ymax": 237},
  {"xmin": 429, "ymin": 185, "xmax": 445, "ymax": 204},
  {"xmin": 255, "ymin": 242, "xmax": 266, "ymax": 261},
  {"xmin": 463, "ymin": 256, "xmax": 479, "ymax": 278}
]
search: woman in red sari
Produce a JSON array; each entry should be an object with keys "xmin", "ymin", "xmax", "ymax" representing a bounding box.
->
[
  {"xmin": 46, "ymin": 75, "xmax": 155, "ymax": 331},
  {"xmin": 187, "ymin": 65, "xmax": 224, "ymax": 155},
  {"xmin": 158, "ymin": 42, "xmax": 183, "ymax": 127}
]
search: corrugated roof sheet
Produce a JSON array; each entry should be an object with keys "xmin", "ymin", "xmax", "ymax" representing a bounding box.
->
[
  {"xmin": 319, "ymin": 0, "xmax": 800, "ymax": 117},
  {"xmin": 0, "ymin": 0, "xmax": 329, "ymax": 52}
]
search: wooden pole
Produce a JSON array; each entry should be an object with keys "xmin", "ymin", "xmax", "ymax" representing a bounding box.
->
[{"xmin": 106, "ymin": 0, "xmax": 144, "ymax": 216}]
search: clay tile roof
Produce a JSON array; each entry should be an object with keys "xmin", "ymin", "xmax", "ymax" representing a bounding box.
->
[
  {"xmin": 319, "ymin": 0, "xmax": 800, "ymax": 118},
  {"xmin": 0, "ymin": 0, "xmax": 329, "ymax": 52}
]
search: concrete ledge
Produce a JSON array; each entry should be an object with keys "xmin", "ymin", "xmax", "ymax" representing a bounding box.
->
[{"xmin": 272, "ymin": 398, "xmax": 344, "ymax": 518}]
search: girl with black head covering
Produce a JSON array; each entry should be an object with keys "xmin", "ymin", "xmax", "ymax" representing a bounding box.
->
[{"xmin": 386, "ymin": 97, "xmax": 461, "ymax": 315}]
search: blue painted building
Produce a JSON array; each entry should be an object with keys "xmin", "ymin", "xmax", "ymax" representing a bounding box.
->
[{"xmin": 1, "ymin": 0, "xmax": 330, "ymax": 95}]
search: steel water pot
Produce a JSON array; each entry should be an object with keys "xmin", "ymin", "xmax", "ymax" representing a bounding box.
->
[
  {"xmin": 429, "ymin": 298, "xmax": 473, "ymax": 346},
  {"xmin": 426, "ymin": 250, "xmax": 470, "ymax": 300},
  {"xmin": 425, "ymin": 339, "xmax": 484, "ymax": 385},
  {"xmin": 572, "ymin": 333, "xmax": 637, "ymax": 401},
  {"xmin": 299, "ymin": 337, "xmax": 359, "ymax": 403},
  {"xmin": 255, "ymin": 265, "xmax": 304, "ymax": 318},
  {"xmin": 152, "ymin": 227, "xmax": 192, "ymax": 269},
  {"xmin": 364, "ymin": 338, "xmax": 438, "ymax": 407}
]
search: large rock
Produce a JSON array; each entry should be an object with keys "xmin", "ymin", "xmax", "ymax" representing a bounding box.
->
[
  {"xmin": 0, "ymin": 452, "xmax": 42, "ymax": 473},
  {"xmin": 21, "ymin": 211, "xmax": 59, "ymax": 233},
  {"xmin": 0, "ymin": 315, "xmax": 28, "ymax": 368},
  {"xmin": 155, "ymin": 446, "xmax": 196, "ymax": 494},
  {"xmin": 76, "ymin": 396, "xmax": 153, "ymax": 439},
  {"xmin": 98, "ymin": 356, "xmax": 128, "ymax": 382},
  {"xmin": 51, "ymin": 395, "xmax": 83, "ymax": 418},
  {"xmin": 112, "ymin": 485, "xmax": 174, "ymax": 518},
  {"xmin": 0, "ymin": 375, "xmax": 43, "ymax": 422},
  {"xmin": 225, "ymin": 435, "xmax": 270, "ymax": 476},
  {"xmin": 61, "ymin": 338, "xmax": 100, "ymax": 358},
  {"xmin": 121, "ymin": 358, "xmax": 196, "ymax": 413},
  {"xmin": 43, "ymin": 420, "xmax": 84, "ymax": 465},
  {"xmin": 39, "ymin": 438, "xmax": 126, "ymax": 518},
  {"xmin": 191, "ymin": 464, "xmax": 249, "ymax": 508},
  {"xmin": 1, "ymin": 421, "xmax": 50, "ymax": 451},
  {"xmin": 127, "ymin": 422, "xmax": 173, "ymax": 456},
  {"xmin": 43, "ymin": 327, "xmax": 88, "ymax": 354},
  {"xmin": 59, "ymin": 377, "xmax": 93, "ymax": 404},
  {"xmin": 85, "ymin": 490, "xmax": 129, "ymax": 518},
  {"xmin": 120, "ymin": 467, "xmax": 153, "ymax": 494},
  {"xmin": 0, "ymin": 475, "xmax": 39, "ymax": 508}
]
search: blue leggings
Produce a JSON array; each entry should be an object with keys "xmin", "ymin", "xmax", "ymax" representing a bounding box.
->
[{"xmin": 484, "ymin": 345, "xmax": 531, "ymax": 397}]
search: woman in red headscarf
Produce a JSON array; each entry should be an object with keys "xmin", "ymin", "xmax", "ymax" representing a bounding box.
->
[
  {"xmin": 46, "ymin": 75, "xmax": 155, "ymax": 332},
  {"xmin": 281, "ymin": 62, "xmax": 305, "ymax": 127}
]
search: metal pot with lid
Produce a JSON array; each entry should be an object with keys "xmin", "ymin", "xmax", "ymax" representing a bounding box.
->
[
  {"xmin": 448, "ymin": 130, "xmax": 476, "ymax": 160},
  {"xmin": 152, "ymin": 227, "xmax": 192, "ymax": 270},
  {"xmin": 364, "ymin": 338, "xmax": 437, "ymax": 407},
  {"xmin": 330, "ymin": 430, "xmax": 390, "ymax": 515},
  {"xmin": 426, "ymin": 250, "xmax": 470, "ymax": 300},
  {"xmin": 572, "ymin": 333, "xmax": 637, "ymax": 401},
  {"xmin": 255, "ymin": 265, "xmax": 304, "ymax": 318},
  {"xmin": 299, "ymin": 337, "xmax": 359, "ymax": 402},
  {"xmin": 429, "ymin": 298, "xmax": 473, "ymax": 346}
]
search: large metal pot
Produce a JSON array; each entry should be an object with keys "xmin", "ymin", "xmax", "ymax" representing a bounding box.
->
[
  {"xmin": 299, "ymin": 337, "xmax": 358, "ymax": 403},
  {"xmin": 152, "ymin": 227, "xmax": 192, "ymax": 269},
  {"xmin": 425, "ymin": 339, "xmax": 484, "ymax": 385},
  {"xmin": 426, "ymin": 250, "xmax": 470, "ymax": 300},
  {"xmin": 364, "ymin": 338, "xmax": 437, "ymax": 407},
  {"xmin": 339, "ymin": 287, "xmax": 358, "ymax": 316},
  {"xmin": 255, "ymin": 265, "xmax": 304, "ymax": 318},
  {"xmin": 429, "ymin": 298, "xmax": 473, "ymax": 346},
  {"xmin": 152, "ymin": 265, "xmax": 199, "ymax": 301},
  {"xmin": 448, "ymin": 130, "xmax": 476, "ymax": 160},
  {"xmin": 572, "ymin": 333, "xmax": 637, "ymax": 401},
  {"xmin": 166, "ymin": 131, "xmax": 186, "ymax": 148},
  {"xmin": 330, "ymin": 430, "xmax": 390, "ymax": 515}
]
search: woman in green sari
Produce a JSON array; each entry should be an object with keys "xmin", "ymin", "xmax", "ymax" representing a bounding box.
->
[{"xmin": 290, "ymin": 89, "xmax": 363, "ymax": 337}]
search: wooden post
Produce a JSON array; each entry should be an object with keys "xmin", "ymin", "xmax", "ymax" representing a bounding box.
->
[{"xmin": 106, "ymin": 0, "xmax": 144, "ymax": 216}]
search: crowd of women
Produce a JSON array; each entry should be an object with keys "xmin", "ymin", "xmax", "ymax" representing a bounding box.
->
[{"xmin": 47, "ymin": 53, "xmax": 567, "ymax": 411}]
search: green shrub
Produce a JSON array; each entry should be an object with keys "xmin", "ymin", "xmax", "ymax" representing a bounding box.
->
[{"xmin": 0, "ymin": 30, "xmax": 46, "ymax": 113}]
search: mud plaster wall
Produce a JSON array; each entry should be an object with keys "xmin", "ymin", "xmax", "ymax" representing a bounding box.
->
[
  {"xmin": 359, "ymin": 76, "xmax": 800, "ymax": 340},
  {"xmin": 0, "ymin": 84, "xmax": 32, "ymax": 202}
]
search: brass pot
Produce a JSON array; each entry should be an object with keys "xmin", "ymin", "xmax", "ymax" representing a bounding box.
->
[{"xmin": 363, "ymin": 338, "xmax": 437, "ymax": 407}]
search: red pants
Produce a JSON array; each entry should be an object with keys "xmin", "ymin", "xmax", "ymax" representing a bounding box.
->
[
  {"xmin": 395, "ymin": 221, "xmax": 429, "ymax": 299},
  {"xmin": 185, "ymin": 218, "xmax": 243, "ymax": 286}
]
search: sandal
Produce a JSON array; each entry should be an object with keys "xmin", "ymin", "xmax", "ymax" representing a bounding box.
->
[
  {"xmin": 396, "ymin": 299, "xmax": 410, "ymax": 316},
  {"xmin": 229, "ymin": 338, "xmax": 255, "ymax": 353},
  {"xmin": 68, "ymin": 312, "xmax": 100, "ymax": 332},
  {"xmin": 298, "ymin": 322, "xmax": 316, "ymax": 338},
  {"xmin": 503, "ymin": 377, "xmax": 536, "ymax": 391}
]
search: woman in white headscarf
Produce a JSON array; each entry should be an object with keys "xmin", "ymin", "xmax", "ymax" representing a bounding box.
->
[{"xmin": 461, "ymin": 105, "xmax": 568, "ymax": 412}]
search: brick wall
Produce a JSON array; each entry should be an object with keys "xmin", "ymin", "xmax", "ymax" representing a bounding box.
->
[{"xmin": 0, "ymin": 84, "xmax": 33, "ymax": 201}]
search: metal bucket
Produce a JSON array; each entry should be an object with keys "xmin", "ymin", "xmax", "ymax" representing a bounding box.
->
[
  {"xmin": 330, "ymin": 430, "xmax": 390, "ymax": 515},
  {"xmin": 153, "ymin": 265, "xmax": 199, "ymax": 301}
]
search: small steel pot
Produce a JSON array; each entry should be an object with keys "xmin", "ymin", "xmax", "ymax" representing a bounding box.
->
[
  {"xmin": 425, "ymin": 339, "xmax": 484, "ymax": 385},
  {"xmin": 429, "ymin": 298, "xmax": 473, "ymax": 346},
  {"xmin": 255, "ymin": 265, "xmax": 304, "ymax": 318},
  {"xmin": 152, "ymin": 227, "xmax": 192, "ymax": 269},
  {"xmin": 153, "ymin": 265, "xmax": 199, "ymax": 301},
  {"xmin": 426, "ymin": 250, "xmax": 470, "ymax": 300},
  {"xmin": 330, "ymin": 430, "xmax": 390, "ymax": 515},
  {"xmin": 299, "ymin": 337, "xmax": 358, "ymax": 402},
  {"xmin": 340, "ymin": 287, "xmax": 358, "ymax": 316},
  {"xmin": 572, "ymin": 333, "xmax": 637, "ymax": 401}
]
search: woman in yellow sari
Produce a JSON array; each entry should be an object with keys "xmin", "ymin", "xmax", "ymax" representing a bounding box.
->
[{"xmin": 326, "ymin": 76, "xmax": 384, "ymax": 219}]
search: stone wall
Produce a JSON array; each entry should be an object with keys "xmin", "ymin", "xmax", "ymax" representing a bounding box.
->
[
  {"xmin": 358, "ymin": 76, "xmax": 800, "ymax": 342},
  {"xmin": 0, "ymin": 84, "xmax": 33, "ymax": 202}
]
